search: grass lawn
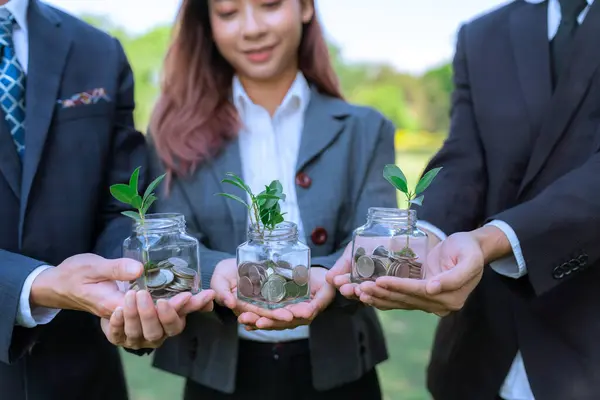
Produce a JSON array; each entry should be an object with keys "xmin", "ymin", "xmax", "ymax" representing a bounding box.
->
[{"xmin": 121, "ymin": 150, "xmax": 439, "ymax": 400}]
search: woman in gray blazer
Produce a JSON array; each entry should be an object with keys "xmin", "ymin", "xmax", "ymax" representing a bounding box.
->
[{"xmin": 146, "ymin": 0, "xmax": 397, "ymax": 398}]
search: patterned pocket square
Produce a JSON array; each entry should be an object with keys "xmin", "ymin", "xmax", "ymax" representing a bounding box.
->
[{"xmin": 57, "ymin": 88, "xmax": 112, "ymax": 109}]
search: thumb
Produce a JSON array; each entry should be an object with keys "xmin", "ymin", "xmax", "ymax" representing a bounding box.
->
[
  {"xmin": 90, "ymin": 258, "xmax": 143, "ymax": 282},
  {"xmin": 425, "ymin": 256, "xmax": 480, "ymax": 295},
  {"xmin": 326, "ymin": 257, "xmax": 351, "ymax": 285},
  {"xmin": 211, "ymin": 273, "xmax": 236, "ymax": 308}
]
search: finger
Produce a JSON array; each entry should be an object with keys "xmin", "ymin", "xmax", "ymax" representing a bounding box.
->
[
  {"xmin": 211, "ymin": 275, "xmax": 237, "ymax": 309},
  {"xmin": 285, "ymin": 302, "xmax": 313, "ymax": 320},
  {"xmin": 107, "ymin": 306, "xmax": 125, "ymax": 345},
  {"xmin": 339, "ymin": 283, "xmax": 359, "ymax": 300},
  {"xmin": 238, "ymin": 312, "xmax": 260, "ymax": 326},
  {"xmin": 254, "ymin": 317, "xmax": 303, "ymax": 330},
  {"xmin": 376, "ymin": 276, "xmax": 429, "ymax": 297},
  {"xmin": 326, "ymin": 256, "xmax": 351, "ymax": 285},
  {"xmin": 359, "ymin": 282, "xmax": 415, "ymax": 305},
  {"xmin": 167, "ymin": 292, "xmax": 193, "ymax": 314},
  {"xmin": 157, "ymin": 299, "xmax": 185, "ymax": 337},
  {"xmin": 123, "ymin": 291, "xmax": 143, "ymax": 342},
  {"xmin": 332, "ymin": 273, "xmax": 353, "ymax": 289},
  {"xmin": 91, "ymin": 258, "xmax": 143, "ymax": 282},
  {"xmin": 136, "ymin": 291, "xmax": 165, "ymax": 343},
  {"xmin": 427, "ymin": 258, "xmax": 482, "ymax": 294},
  {"xmin": 180, "ymin": 290, "xmax": 216, "ymax": 315},
  {"xmin": 306, "ymin": 284, "xmax": 335, "ymax": 318},
  {"xmin": 359, "ymin": 293, "xmax": 414, "ymax": 311},
  {"xmin": 235, "ymin": 301, "xmax": 294, "ymax": 322}
]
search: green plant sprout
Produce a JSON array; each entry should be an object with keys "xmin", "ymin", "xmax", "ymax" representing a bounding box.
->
[
  {"xmin": 215, "ymin": 172, "xmax": 286, "ymax": 237},
  {"xmin": 109, "ymin": 166, "xmax": 166, "ymax": 270},
  {"xmin": 383, "ymin": 164, "xmax": 442, "ymax": 257}
]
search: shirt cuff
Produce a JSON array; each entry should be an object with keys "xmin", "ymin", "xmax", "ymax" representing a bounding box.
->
[
  {"xmin": 416, "ymin": 220, "xmax": 448, "ymax": 241},
  {"xmin": 16, "ymin": 265, "xmax": 61, "ymax": 328},
  {"xmin": 485, "ymin": 220, "xmax": 528, "ymax": 279}
]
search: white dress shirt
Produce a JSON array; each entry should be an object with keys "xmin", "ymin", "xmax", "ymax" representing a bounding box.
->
[
  {"xmin": 1, "ymin": 0, "xmax": 60, "ymax": 328},
  {"xmin": 233, "ymin": 72, "xmax": 311, "ymax": 342},
  {"xmin": 420, "ymin": 1, "xmax": 594, "ymax": 398}
]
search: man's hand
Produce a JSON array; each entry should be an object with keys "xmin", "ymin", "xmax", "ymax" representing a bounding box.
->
[
  {"xmin": 30, "ymin": 253, "xmax": 143, "ymax": 319},
  {"xmin": 210, "ymin": 258, "xmax": 295, "ymax": 323},
  {"xmin": 238, "ymin": 267, "xmax": 335, "ymax": 330},
  {"xmin": 325, "ymin": 242, "xmax": 359, "ymax": 300},
  {"xmin": 359, "ymin": 231, "xmax": 486, "ymax": 316},
  {"xmin": 101, "ymin": 288, "xmax": 215, "ymax": 350}
]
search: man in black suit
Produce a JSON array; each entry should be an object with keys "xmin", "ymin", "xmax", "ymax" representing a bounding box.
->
[
  {"xmin": 0, "ymin": 0, "xmax": 195, "ymax": 399},
  {"xmin": 330, "ymin": 0, "xmax": 600, "ymax": 399}
]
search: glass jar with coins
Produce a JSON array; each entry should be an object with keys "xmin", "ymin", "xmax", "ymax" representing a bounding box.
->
[
  {"xmin": 237, "ymin": 221, "xmax": 310, "ymax": 309},
  {"xmin": 350, "ymin": 207, "xmax": 428, "ymax": 283},
  {"xmin": 122, "ymin": 213, "xmax": 201, "ymax": 301}
]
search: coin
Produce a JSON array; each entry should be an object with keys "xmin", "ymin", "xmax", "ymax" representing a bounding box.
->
[
  {"xmin": 173, "ymin": 265, "xmax": 196, "ymax": 279},
  {"xmin": 239, "ymin": 276, "xmax": 254, "ymax": 297},
  {"xmin": 284, "ymin": 281, "xmax": 300, "ymax": 298},
  {"xmin": 261, "ymin": 279, "xmax": 286, "ymax": 303},
  {"xmin": 146, "ymin": 270, "xmax": 167, "ymax": 289},
  {"xmin": 292, "ymin": 265, "xmax": 309, "ymax": 286},
  {"xmin": 356, "ymin": 255, "xmax": 375, "ymax": 278},
  {"xmin": 168, "ymin": 257, "xmax": 189, "ymax": 268},
  {"xmin": 160, "ymin": 269, "xmax": 175, "ymax": 286},
  {"xmin": 354, "ymin": 247, "xmax": 366, "ymax": 262},
  {"xmin": 372, "ymin": 245, "xmax": 390, "ymax": 258}
]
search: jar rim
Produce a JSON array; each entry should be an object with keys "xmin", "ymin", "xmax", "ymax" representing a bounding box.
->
[
  {"xmin": 134, "ymin": 213, "xmax": 184, "ymax": 233},
  {"xmin": 248, "ymin": 221, "xmax": 298, "ymax": 240}
]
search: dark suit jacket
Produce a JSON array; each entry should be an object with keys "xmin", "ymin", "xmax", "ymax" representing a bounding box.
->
[
  {"xmin": 419, "ymin": 1, "xmax": 600, "ymax": 399},
  {"xmin": 0, "ymin": 1, "xmax": 148, "ymax": 399},
  {"xmin": 146, "ymin": 88, "xmax": 395, "ymax": 393}
]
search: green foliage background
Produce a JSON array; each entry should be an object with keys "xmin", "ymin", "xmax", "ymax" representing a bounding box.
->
[{"xmin": 82, "ymin": 14, "xmax": 452, "ymax": 400}]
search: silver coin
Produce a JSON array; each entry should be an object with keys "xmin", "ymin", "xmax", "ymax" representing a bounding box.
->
[
  {"xmin": 292, "ymin": 265, "xmax": 309, "ymax": 286},
  {"xmin": 168, "ymin": 257, "xmax": 189, "ymax": 268},
  {"xmin": 146, "ymin": 271, "xmax": 167, "ymax": 289},
  {"xmin": 284, "ymin": 281, "xmax": 300, "ymax": 298},
  {"xmin": 372, "ymin": 258, "xmax": 388, "ymax": 278},
  {"xmin": 173, "ymin": 265, "xmax": 196, "ymax": 279},
  {"xmin": 157, "ymin": 260, "xmax": 173, "ymax": 269},
  {"xmin": 276, "ymin": 260, "xmax": 292, "ymax": 270},
  {"xmin": 372, "ymin": 245, "xmax": 390, "ymax": 258},
  {"xmin": 261, "ymin": 279, "xmax": 286, "ymax": 303},
  {"xmin": 353, "ymin": 247, "xmax": 366, "ymax": 262},
  {"xmin": 160, "ymin": 269, "xmax": 175, "ymax": 286},
  {"xmin": 356, "ymin": 255, "xmax": 375, "ymax": 278}
]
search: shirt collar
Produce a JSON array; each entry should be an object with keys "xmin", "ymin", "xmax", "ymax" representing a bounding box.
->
[
  {"xmin": 524, "ymin": 0, "xmax": 594, "ymax": 5},
  {"xmin": 232, "ymin": 71, "xmax": 311, "ymax": 121},
  {"xmin": 0, "ymin": 0, "xmax": 29, "ymax": 34}
]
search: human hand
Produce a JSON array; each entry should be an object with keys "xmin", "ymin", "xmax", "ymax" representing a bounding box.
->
[
  {"xmin": 101, "ymin": 288, "xmax": 215, "ymax": 350},
  {"xmin": 210, "ymin": 258, "xmax": 296, "ymax": 323},
  {"xmin": 359, "ymin": 231, "xmax": 485, "ymax": 316},
  {"xmin": 325, "ymin": 242, "xmax": 360, "ymax": 300},
  {"xmin": 30, "ymin": 253, "xmax": 143, "ymax": 318},
  {"xmin": 238, "ymin": 266, "xmax": 335, "ymax": 330}
]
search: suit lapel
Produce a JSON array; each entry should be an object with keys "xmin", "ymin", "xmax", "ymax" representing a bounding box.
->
[
  {"xmin": 0, "ymin": 107, "xmax": 21, "ymax": 199},
  {"xmin": 20, "ymin": 0, "xmax": 72, "ymax": 225},
  {"xmin": 509, "ymin": 2, "xmax": 552, "ymax": 138},
  {"xmin": 296, "ymin": 88, "xmax": 348, "ymax": 173},
  {"xmin": 518, "ymin": 1, "xmax": 600, "ymax": 196},
  {"xmin": 208, "ymin": 138, "xmax": 247, "ymax": 245}
]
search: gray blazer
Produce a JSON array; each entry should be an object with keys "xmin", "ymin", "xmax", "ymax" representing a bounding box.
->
[{"xmin": 147, "ymin": 88, "xmax": 397, "ymax": 393}]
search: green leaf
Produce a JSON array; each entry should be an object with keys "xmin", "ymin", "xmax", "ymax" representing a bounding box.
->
[
  {"xmin": 409, "ymin": 194, "xmax": 424, "ymax": 206},
  {"xmin": 110, "ymin": 184, "xmax": 136, "ymax": 204},
  {"xmin": 415, "ymin": 167, "xmax": 443, "ymax": 195},
  {"xmin": 215, "ymin": 192, "xmax": 250, "ymax": 208},
  {"xmin": 269, "ymin": 180, "xmax": 283, "ymax": 194},
  {"xmin": 143, "ymin": 173, "xmax": 166, "ymax": 200},
  {"xmin": 221, "ymin": 178, "xmax": 250, "ymax": 195},
  {"xmin": 225, "ymin": 172, "xmax": 252, "ymax": 194},
  {"xmin": 129, "ymin": 167, "xmax": 141, "ymax": 194},
  {"xmin": 121, "ymin": 211, "xmax": 141, "ymax": 220},
  {"xmin": 257, "ymin": 193, "xmax": 279, "ymax": 209},
  {"xmin": 131, "ymin": 195, "xmax": 143, "ymax": 210},
  {"xmin": 383, "ymin": 164, "xmax": 408, "ymax": 193},
  {"xmin": 141, "ymin": 194, "xmax": 156, "ymax": 215}
]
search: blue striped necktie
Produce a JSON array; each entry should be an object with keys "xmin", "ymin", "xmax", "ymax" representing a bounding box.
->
[{"xmin": 0, "ymin": 13, "xmax": 25, "ymax": 159}]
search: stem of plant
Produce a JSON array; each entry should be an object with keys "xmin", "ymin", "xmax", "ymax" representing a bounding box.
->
[{"xmin": 138, "ymin": 211, "xmax": 150, "ymax": 281}]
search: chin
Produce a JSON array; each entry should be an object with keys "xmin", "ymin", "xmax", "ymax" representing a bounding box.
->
[{"xmin": 237, "ymin": 62, "xmax": 288, "ymax": 82}]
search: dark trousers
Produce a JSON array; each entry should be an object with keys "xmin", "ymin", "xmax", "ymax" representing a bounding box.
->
[{"xmin": 184, "ymin": 339, "xmax": 382, "ymax": 400}]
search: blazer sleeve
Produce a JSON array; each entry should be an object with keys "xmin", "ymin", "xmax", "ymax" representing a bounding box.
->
[
  {"xmin": 416, "ymin": 24, "xmax": 488, "ymax": 235},
  {"xmin": 0, "ymin": 250, "xmax": 46, "ymax": 365},
  {"xmin": 93, "ymin": 38, "xmax": 149, "ymax": 259}
]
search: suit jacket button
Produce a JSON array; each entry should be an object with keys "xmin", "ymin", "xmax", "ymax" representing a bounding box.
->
[
  {"xmin": 295, "ymin": 172, "xmax": 312, "ymax": 188},
  {"xmin": 311, "ymin": 227, "xmax": 327, "ymax": 245},
  {"xmin": 552, "ymin": 265, "xmax": 565, "ymax": 279}
]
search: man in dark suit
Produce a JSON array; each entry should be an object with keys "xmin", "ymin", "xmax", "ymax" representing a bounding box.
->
[
  {"xmin": 331, "ymin": 0, "xmax": 600, "ymax": 399},
  {"xmin": 0, "ymin": 0, "xmax": 151, "ymax": 399}
]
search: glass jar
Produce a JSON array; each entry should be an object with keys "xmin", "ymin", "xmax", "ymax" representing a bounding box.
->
[
  {"xmin": 122, "ymin": 213, "xmax": 201, "ymax": 301},
  {"xmin": 350, "ymin": 207, "xmax": 428, "ymax": 283},
  {"xmin": 236, "ymin": 221, "xmax": 311, "ymax": 309}
]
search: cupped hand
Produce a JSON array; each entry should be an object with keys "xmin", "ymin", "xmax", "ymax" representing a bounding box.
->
[
  {"xmin": 359, "ymin": 231, "xmax": 485, "ymax": 316},
  {"xmin": 101, "ymin": 288, "xmax": 215, "ymax": 350},
  {"xmin": 210, "ymin": 258, "xmax": 295, "ymax": 323},
  {"xmin": 325, "ymin": 243, "xmax": 360, "ymax": 300},
  {"xmin": 238, "ymin": 266, "xmax": 335, "ymax": 330}
]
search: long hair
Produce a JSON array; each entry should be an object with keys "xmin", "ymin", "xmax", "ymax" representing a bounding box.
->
[{"xmin": 150, "ymin": 0, "xmax": 343, "ymax": 179}]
